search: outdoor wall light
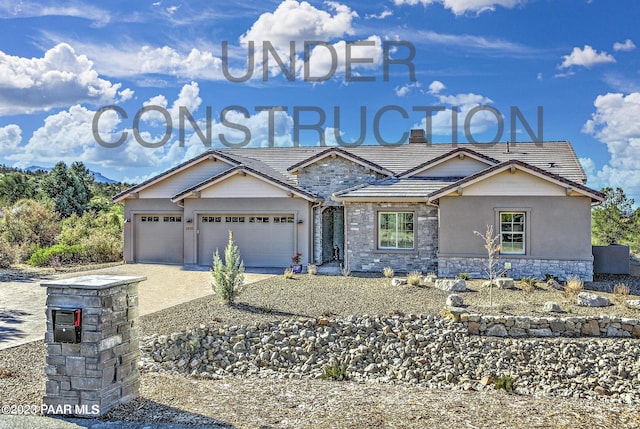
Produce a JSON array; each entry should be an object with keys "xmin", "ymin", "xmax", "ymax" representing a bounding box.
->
[
  {"xmin": 186, "ymin": 218, "xmax": 193, "ymax": 224},
  {"xmin": 124, "ymin": 218, "xmax": 131, "ymax": 223},
  {"xmin": 297, "ymin": 219, "xmax": 304, "ymax": 224}
]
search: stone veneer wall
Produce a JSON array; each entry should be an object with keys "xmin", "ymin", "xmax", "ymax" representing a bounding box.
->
[
  {"xmin": 298, "ymin": 157, "xmax": 384, "ymax": 264},
  {"xmin": 459, "ymin": 313, "xmax": 640, "ymax": 338},
  {"xmin": 438, "ymin": 256, "xmax": 594, "ymax": 282},
  {"xmin": 42, "ymin": 276, "xmax": 144, "ymax": 417},
  {"xmin": 345, "ymin": 202, "xmax": 438, "ymax": 273},
  {"xmin": 296, "ymin": 157, "xmax": 383, "ymax": 199}
]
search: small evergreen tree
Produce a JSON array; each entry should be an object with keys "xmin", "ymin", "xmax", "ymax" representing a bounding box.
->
[{"xmin": 211, "ymin": 231, "xmax": 245, "ymax": 305}]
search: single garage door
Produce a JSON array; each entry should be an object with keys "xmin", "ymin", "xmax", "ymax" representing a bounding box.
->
[
  {"xmin": 134, "ymin": 214, "xmax": 184, "ymax": 264},
  {"xmin": 198, "ymin": 214, "xmax": 295, "ymax": 267}
]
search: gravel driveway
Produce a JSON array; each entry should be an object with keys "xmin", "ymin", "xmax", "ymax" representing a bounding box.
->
[{"xmin": 0, "ymin": 264, "xmax": 273, "ymax": 350}]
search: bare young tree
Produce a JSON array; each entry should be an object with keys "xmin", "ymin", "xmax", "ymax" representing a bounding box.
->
[{"xmin": 474, "ymin": 224, "xmax": 503, "ymax": 307}]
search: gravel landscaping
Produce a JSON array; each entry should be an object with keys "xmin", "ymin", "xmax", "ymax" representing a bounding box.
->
[{"xmin": 1, "ymin": 272, "xmax": 640, "ymax": 428}]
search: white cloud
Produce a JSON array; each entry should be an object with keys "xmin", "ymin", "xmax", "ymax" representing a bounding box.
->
[
  {"xmin": 306, "ymin": 35, "xmax": 384, "ymax": 80},
  {"xmin": 0, "ymin": 43, "xmax": 132, "ymax": 115},
  {"xmin": 559, "ymin": 45, "xmax": 615, "ymax": 69},
  {"xmin": 428, "ymin": 80, "xmax": 446, "ymax": 94},
  {"xmin": 0, "ymin": 124, "xmax": 21, "ymax": 154},
  {"xmin": 393, "ymin": 0, "xmax": 524, "ymax": 15},
  {"xmin": 536, "ymin": 72, "xmax": 543, "ymax": 81},
  {"xmin": 240, "ymin": 0, "xmax": 357, "ymax": 49},
  {"xmin": 395, "ymin": 81, "xmax": 421, "ymax": 97},
  {"xmin": 365, "ymin": 9, "xmax": 393, "ymax": 19},
  {"xmin": 411, "ymin": 30, "xmax": 535, "ymax": 56},
  {"xmin": 0, "ymin": 0, "xmax": 111, "ymax": 26},
  {"xmin": 415, "ymin": 83, "xmax": 497, "ymax": 138},
  {"xmin": 613, "ymin": 39, "xmax": 636, "ymax": 52},
  {"xmin": 582, "ymin": 92, "xmax": 640, "ymax": 200}
]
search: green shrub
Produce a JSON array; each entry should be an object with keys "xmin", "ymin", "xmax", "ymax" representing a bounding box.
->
[
  {"xmin": 28, "ymin": 244, "xmax": 87, "ymax": 267},
  {"xmin": 81, "ymin": 231, "xmax": 122, "ymax": 263},
  {"xmin": 519, "ymin": 277, "xmax": 537, "ymax": 293},
  {"xmin": 456, "ymin": 272, "xmax": 471, "ymax": 280},
  {"xmin": 2, "ymin": 199, "xmax": 59, "ymax": 261},
  {"xmin": 322, "ymin": 363, "xmax": 348, "ymax": 381},
  {"xmin": 494, "ymin": 373, "xmax": 515, "ymax": 393},
  {"xmin": 211, "ymin": 231, "xmax": 245, "ymax": 305},
  {"xmin": 0, "ymin": 237, "xmax": 14, "ymax": 269}
]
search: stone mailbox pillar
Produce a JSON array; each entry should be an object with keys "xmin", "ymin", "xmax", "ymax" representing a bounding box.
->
[{"xmin": 41, "ymin": 275, "xmax": 146, "ymax": 417}]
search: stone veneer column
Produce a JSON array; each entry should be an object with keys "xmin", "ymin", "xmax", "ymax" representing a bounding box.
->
[{"xmin": 41, "ymin": 275, "xmax": 146, "ymax": 417}]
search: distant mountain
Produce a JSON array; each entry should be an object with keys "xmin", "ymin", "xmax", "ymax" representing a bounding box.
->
[{"xmin": 24, "ymin": 166, "xmax": 118, "ymax": 184}]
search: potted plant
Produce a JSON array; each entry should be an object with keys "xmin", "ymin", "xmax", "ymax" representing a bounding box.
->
[{"xmin": 291, "ymin": 252, "xmax": 303, "ymax": 274}]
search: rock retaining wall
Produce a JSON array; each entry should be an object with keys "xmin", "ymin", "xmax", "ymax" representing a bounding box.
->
[
  {"xmin": 459, "ymin": 313, "xmax": 640, "ymax": 338},
  {"xmin": 141, "ymin": 314, "xmax": 640, "ymax": 404}
]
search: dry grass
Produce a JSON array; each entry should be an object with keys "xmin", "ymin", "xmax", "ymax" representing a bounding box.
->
[
  {"xmin": 564, "ymin": 276, "xmax": 584, "ymax": 296},
  {"xmin": 283, "ymin": 268, "xmax": 295, "ymax": 279},
  {"xmin": 406, "ymin": 271, "xmax": 422, "ymax": 286},
  {"xmin": 518, "ymin": 277, "xmax": 537, "ymax": 294},
  {"xmin": 613, "ymin": 283, "xmax": 631, "ymax": 295},
  {"xmin": 382, "ymin": 266, "xmax": 394, "ymax": 278},
  {"xmin": 307, "ymin": 264, "xmax": 317, "ymax": 275}
]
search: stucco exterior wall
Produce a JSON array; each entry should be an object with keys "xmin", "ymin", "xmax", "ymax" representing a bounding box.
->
[
  {"xmin": 437, "ymin": 195, "xmax": 594, "ymax": 280},
  {"xmin": 182, "ymin": 197, "xmax": 312, "ymax": 265},
  {"xmin": 344, "ymin": 202, "xmax": 438, "ymax": 273}
]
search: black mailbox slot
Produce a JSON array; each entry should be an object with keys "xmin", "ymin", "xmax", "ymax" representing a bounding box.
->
[{"xmin": 53, "ymin": 309, "xmax": 82, "ymax": 343}]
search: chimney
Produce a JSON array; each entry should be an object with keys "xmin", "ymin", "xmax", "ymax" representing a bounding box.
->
[{"xmin": 409, "ymin": 128, "xmax": 427, "ymax": 145}]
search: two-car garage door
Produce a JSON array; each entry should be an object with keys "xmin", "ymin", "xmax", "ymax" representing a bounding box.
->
[{"xmin": 198, "ymin": 214, "xmax": 295, "ymax": 267}]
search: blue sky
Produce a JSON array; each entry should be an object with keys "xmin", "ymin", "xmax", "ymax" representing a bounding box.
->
[{"xmin": 0, "ymin": 0, "xmax": 639, "ymax": 200}]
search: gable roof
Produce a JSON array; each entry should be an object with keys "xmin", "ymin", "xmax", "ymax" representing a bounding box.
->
[
  {"xmin": 399, "ymin": 147, "xmax": 500, "ymax": 178},
  {"xmin": 112, "ymin": 150, "xmax": 240, "ymax": 202},
  {"xmin": 171, "ymin": 165, "xmax": 318, "ymax": 203},
  {"xmin": 332, "ymin": 177, "xmax": 456, "ymax": 202},
  {"xmin": 427, "ymin": 160, "xmax": 605, "ymax": 202},
  {"xmin": 286, "ymin": 147, "xmax": 394, "ymax": 176}
]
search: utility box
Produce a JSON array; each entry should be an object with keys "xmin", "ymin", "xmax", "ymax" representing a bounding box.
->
[{"xmin": 41, "ymin": 275, "xmax": 146, "ymax": 417}]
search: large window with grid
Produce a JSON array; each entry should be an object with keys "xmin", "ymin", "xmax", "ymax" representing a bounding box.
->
[
  {"xmin": 500, "ymin": 212, "xmax": 525, "ymax": 254},
  {"xmin": 378, "ymin": 212, "xmax": 414, "ymax": 250}
]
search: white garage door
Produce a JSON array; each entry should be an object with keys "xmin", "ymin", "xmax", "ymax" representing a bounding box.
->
[
  {"xmin": 134, "ymin": 214, "xmax": 184, "ymax": 264},
  {"xmin": 198, "ymin": 214, "xmax": 295, "ymax": 267}
]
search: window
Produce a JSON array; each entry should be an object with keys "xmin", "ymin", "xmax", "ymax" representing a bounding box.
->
[
  {"xmin": 273, "ymin": 216, "xmax": 294, "ymax": 223},
  {"xmin": 500, "ymin": 212, "xmax": 525, "ymax": 254},
  {"xmin": 201, "ymin": 216, "xmax": 221, "ymax": 223},
  {"xmin": 225, "ymin": 216, "xmax": 245, "ymax": 223},
  {"xmin": 378, "ymin": 212, "xmax": 414, "ymax": 249},
  {"xmin": 163, "ymin": 216, "xmax": 182, "ymax": 222},
  {"xmin": 141, "ymin": 216, "xmax": 159, "ymax": 222},
  {"xmin": 249, "ymin": 216, "xmax": 270, "ymax": 223}
]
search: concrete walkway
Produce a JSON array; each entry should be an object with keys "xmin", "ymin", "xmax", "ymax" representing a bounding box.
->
[{"xmin": 0, "ymin": 264, "xmax": 274, "ymax": 350}]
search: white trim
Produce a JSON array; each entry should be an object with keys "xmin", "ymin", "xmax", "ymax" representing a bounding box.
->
[{"xmin": 399, "ymin": 150, "xmax": 495, "ymax": 178}]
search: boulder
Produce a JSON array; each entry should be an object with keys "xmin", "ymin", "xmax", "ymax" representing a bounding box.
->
[
  {"xmin": 626, "ymin": 300, "xmax": 640, "ymax": 310},
  {"xmin": 576, "ymin": 292, "xmax": 610, "ymax": 307},
  {"xmin": 391, "ymin": 277, "xmax": 407, "ymax": 287},
  {"xmin": 424, "ymin": 274, "xmax": 438, "ymax": 283},
  {"xmin": 486, "ymin": 324, "xmax": 508, "ymax": 337},
  {"xmin": 547, "ymin": 279, "xmax": 563, "ymax": 290},
  {"xmin": 446, "ymin": 294, "xmax": 464, "ymax": 307},
  {"xmin": 495, "ymin": 278, "xmax": 515, "ymax": 289},
  {"xmin": 435, "ymin": 278, "xmax": 467, "ymax": 292},
  {"xmin": 543, "ymin": 301, "xmax": 562, "ymax": 313}
]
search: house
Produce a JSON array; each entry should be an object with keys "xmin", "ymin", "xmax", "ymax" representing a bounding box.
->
[{"xmin": 113, "ymin": 129, "xmax": 604, "ymax": 281}]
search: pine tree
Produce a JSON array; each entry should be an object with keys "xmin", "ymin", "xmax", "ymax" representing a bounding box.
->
[{"xmin": 211, "ymin": 231, "xmax": 245, "ymax": 305}]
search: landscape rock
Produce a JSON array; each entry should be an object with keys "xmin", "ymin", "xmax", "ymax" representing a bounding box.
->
[
  {"xmin": 391, "ymin": 277, "xmax": 407, "ymax": 287},
  {"xmin": 543, "ymin": 301, "xmax": 562, "ymax": 313},
  {"xmin": 547, "ymin": 279, "xmax": 563, "ymax": 290},
  {"xmin": 435, "ymin": 279, "xmax": 467, "ymax": 292},
  {"xmin": 627, "ymin": 300, "xmax": 640, "ymax": 310},
  {"xmin": 424, "ymin": 274, "xmax": 438, "ymax": 283},
  {"xmin": 494, "ymin": 278, "xmax": 514, "ymax": 289},
  {"xmin": 446, "ymin": 294, "xmax": 464, "ymax": 307},
  {"xmin": 486, "ymin": 324, "xmax": 508, "ymax": 337},
  {"xmin": 577, "ymin": 292, "xmax": 610, "ymax": 307}
]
